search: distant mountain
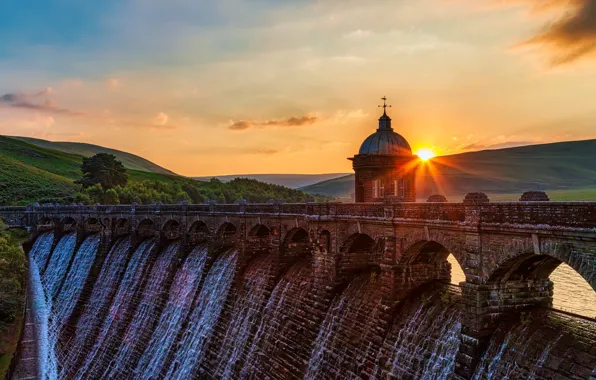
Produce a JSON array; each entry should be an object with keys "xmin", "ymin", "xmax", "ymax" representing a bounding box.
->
[
  {"xmin": 13, "ymin": 136, "xmax": 177, "ymax": 176},
  {"xmin": 195, "ymin": 173, "xmax": 350, "ymax": 189},
  {"xmin": 300, "ymin": 139, "xmax": 596, "ymax": 200}
]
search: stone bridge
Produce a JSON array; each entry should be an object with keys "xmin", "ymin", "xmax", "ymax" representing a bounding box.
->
[{"xmin": 1, "ymin": 198, "xmax": 595, "ymax": 378}]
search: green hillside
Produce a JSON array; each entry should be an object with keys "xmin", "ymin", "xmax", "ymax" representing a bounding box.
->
[
  {"xmin": 301, "ymin": 139, "xmax": 596, "ymax": 200},
  {"xmin": 194, "ymin": 173, "xmax": 351, "ymax": 189},
  {"xmin": 13, "ymin": 136, "xmax": 177, "ymax": 176},
  {"xmin": 0, "ymin": 136, "xmax": 327, "ymax": 205}
]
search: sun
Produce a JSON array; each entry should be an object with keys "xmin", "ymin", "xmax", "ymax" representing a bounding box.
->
[{"xmin": 416, "ymin": 148, "xmax": 436, "ymax": 161}]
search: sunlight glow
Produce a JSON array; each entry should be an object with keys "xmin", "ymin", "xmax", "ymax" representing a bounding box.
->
[{"xmin": 416, "ymin": 148, "xmax": 436, "ymax": 161}]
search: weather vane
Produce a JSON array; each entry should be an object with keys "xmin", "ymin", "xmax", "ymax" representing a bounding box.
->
[{"xmin": 378, "ymin": 96, "xmax": 391, "ymax": 113}]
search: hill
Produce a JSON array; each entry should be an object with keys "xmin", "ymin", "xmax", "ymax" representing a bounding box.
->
[
  {"xmin": 195, "ymin": 173, "xmax": 350, "ymax": 189},
  {"xmin": 13, "ymin": 136, "xmax": 177, "ymax": 176},
  {"xmin": 0, "ymin": 136, "xmax": 327, "ymax": 205},
  {"xmin": 300, "ymin": 139, "xmax": 596, "ymax": 200}
]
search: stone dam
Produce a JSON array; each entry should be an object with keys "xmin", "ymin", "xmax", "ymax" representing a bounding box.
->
[{"xmin": 1, "ymin": 199, "xmax": 596, "ymax": 379}]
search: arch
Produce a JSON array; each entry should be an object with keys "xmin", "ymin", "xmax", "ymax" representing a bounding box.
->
[
  {"xmin": 61, "ymin": 216, "xmax": 77, "ymax": 232},
  {"xmin": 318, "ymin": 230, "xmax": 331, "ymax": 253},
  {"xmin": 84, "ymin": 217, "xmax": 101, "ymax": 234},
  {"xmin": 249, "ymin": 224, "xmax": 270, "ymax": 238},
  {"xmin": 217, "ymin": 222, "xmax": 237, "ymax": 238},
  {"xmin": 162, "ymin": 219, "xmax": 181, "ymax": 240},
  {"xmin": 340, "ymin": 233, "xmax": 375, "ymax": 254},
  {"xmin": 284, "ymin": 227, "xmax": 309, "ymax": 244},
  {"xmin": 486, "ymin": 253, "xmax": 561, "ymax": 285},
  {"xmin": 114, "ymin": 218, "xmax": 130, "ymax": 236},
  {"xmin": 37, "ymin": 216, "xmax": 54, "ymax": 228},
  {"xmin": 401, "ymin": 240, "xmax": 465, "ymax": 285},
  {"xmin": 137, "ymin": 219, "xmax": 155, "ymax": 238},
  {"xmin": 188, "ymin": 220, "xmax": 210, "ymax": 235}
]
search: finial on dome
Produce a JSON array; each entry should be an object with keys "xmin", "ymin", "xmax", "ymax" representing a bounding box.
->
[
  {"xmin": 377, "ymin": 96, "xmax": 392, "ymax": 130},
  {"xmin": 378, "ymin": 96, "xmax": 391, "ymax": 116}
]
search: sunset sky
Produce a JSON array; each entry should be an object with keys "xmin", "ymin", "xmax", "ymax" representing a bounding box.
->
[{"xmin": 1, "ymin": 0, "xmax": 595, "ymax": 176}]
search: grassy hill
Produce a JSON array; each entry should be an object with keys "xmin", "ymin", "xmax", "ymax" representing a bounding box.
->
[
  {"xmin": 195, "ymin": 173, "xmax": 351, "ymax": 189},
  {"xmin": 0, "ymin": 136, "xmax": 326, "ymax": 205},
  {"xmin": 13, "ymin": 136, "xmax": 177, "ymax": 176},
  {"xmin": 300, "ymin": 139, "xmax": 596, "ymax": 201}
]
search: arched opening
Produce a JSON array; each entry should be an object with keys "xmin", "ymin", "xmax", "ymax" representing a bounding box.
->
[
  {"xmin": 284, "ymin": 227, "xmax": 309, "ymax": 244},
  {"xmin": 249, "ymin": 224, "xmax": 270, "ymax": 238},
  {"xmin": 338, "ymin": 233, "xmax": 379, "ymax": 277},
  {"xmin": 487, "ymin": 254, "xmax": 596, "ymax": 318},
  {"xmin": 137, "ymin": 219, "xmax": 155, "ymax": 238},
  {"xmin": 114, "ymin": 218, "xmax": 130, "ymax": 236},
  {"xmin": 402, "ymin": 240, "xmax": 459, "ymax": 286},
  {"xmin": 217, "ymin": 222, "xmax": 237, "ymax": 238},
  {"xmin": 282, "ymin": 227, "xmax": 310, "ymax": 257},
  {"xmin": 61, "ymin": 217, "xmax": 77, "ymax": 232},
  {"xmin": 447, "ymin": 254, "xmax": 465, "ymax": 284},
  {"xmin": 318, "ymin": 230, "xmax": 331, "ymax": 253},
  {"xmin": 343, "ymin": 233, "xmax": 375, "ymax": 254},
  {"xmin": 163, "ymin": 220, "xmax": 181, "ymax": 240},
  {"xmin": 37, "ymin": 217, "xmax": 54, "ymax": 230},
  {"xmin": 84, "ymin": 217, "xmax": 101, "ymax": 234}
]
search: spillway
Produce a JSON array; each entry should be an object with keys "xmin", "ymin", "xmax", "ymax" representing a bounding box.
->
[{"xmin": 23, "ymin": 233, "xmax": 596, "ymax": 380}]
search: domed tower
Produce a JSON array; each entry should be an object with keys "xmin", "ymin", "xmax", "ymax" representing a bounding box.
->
[{"xmin": 348, "ymin": 97, "xmax": 418, "ymax": 202}]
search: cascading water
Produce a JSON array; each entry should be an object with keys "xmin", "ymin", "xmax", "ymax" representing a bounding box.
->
[
  {"xmin": 30, "ymin": 231, "xmax": 54, "ymax": 271},
  {"xmin": 305, "ymin": 272, "xmax": 385, "ymax": 380},
  {"xmin": 134, "ymin": 243, "xmax": 209, "ymax": 378},
  {"xmin": 101, "ymin": 240, "xmax": 182, "ymax": 378},
  {"xmin": 76, "ymin": 238, "xmax": 156, "ymax": 379},
  {"xmin": 164, "ymin": 248, "xmax": 238, "ymax": 379},
  {"xmin": 241, "ymin": 259, "xmax": 316, "ymax": 380},
  {"xmin": 45, "ymin": 234, "xmax": 100, "ymax": 378},
  {"xmin": 473, "ymin": 310, "xmax": 596, "ymax": 379},
  {"xmin": 374, "ymin": 284, "xmax": 462, "ymax": 380},
  {"xmin": 211, "ymin": 253, "xmax": 276, "ymax": 379},
  {"xmin": 57, "ymin": 237, "xmax": 132, "ymax": 378},
  {"xmin": 42, "ymin": 233, "xmax": 77, "ymax": 300}
]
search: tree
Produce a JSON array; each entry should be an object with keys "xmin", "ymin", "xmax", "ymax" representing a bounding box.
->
[
  {"xmin": 76, "ymin": 153, "xmax": 128, "ymax": 189},
  {"xmin": 104, "ymin": 188, "xmax": 120, "ymax": 204}
]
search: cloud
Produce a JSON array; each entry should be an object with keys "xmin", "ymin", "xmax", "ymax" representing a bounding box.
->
[
  {"xmin": 228, "ymin": 114, "xmax": 319, "ymax": 131},
  {"xmin": 246, "ymin": 148, "xmax": 278, "ymax": 155},
  {"xmin": 0, "ymin": 89, "xmax": 84, "ymax": 116},
  {"xmin": 106, "ymin": 78, "xmax": 122, "ymax": 89},
  {"xmin": 154, "ymin": 112, "xmax": 169, "ymax": 125},
  {"xmin": 513, "ymin": 0, "xmax": 596, "ymax": 64}
]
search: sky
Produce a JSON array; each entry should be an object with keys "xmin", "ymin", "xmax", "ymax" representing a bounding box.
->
[{"xmin": 1, "ymin": 0, "xmax": 595, "ymax": 176}]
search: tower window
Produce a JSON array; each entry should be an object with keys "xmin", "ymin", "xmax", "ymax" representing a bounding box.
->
[
  {"xmin": 394, "ymin": 179, "xmax": 405, "ymax": 198},
  {"xmin": 373, "ymin": 179, "xmax": 384, "ymax": 198}
]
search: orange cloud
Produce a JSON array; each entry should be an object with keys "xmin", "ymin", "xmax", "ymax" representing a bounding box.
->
[{"xmin": 229, "ymin": 115, "xmax": 319, "ymax": 131}]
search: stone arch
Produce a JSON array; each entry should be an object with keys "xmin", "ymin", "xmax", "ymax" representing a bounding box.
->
[
  {"xmin": 249, "ymin": 224, "xmax": 270, "ymax": 238},
  {"xmin": 188, "ymin": 220, "xmax": 210, "ymax": 243},
  {"xmin": 84, "ymin": 217, "xmax": 101, "ymax": 234},
  {"xmin": 217, "ymin": 222, "xmax": 237, "ymax": 238},
  {"xmin": 61, "ymin": 216, "xmax": 77, "ymax": 232},
  {"xmin": 337, "ymin": 233, "xmax": 382, "ymax": 278},
  {"xmin": 162, "ymin": 219, "xmax": 182, "ymax": 240},
  {"xmin": 400, "ymin": 240, "xmax": 463, "ymax": 285},
  {"xmin": 318, "ymin": 230, "xmax": 331, "ymax": 253},
  {"xmin": 282, "ymin": 227, "xmax": 310, "ymax": 257},
  {"xmin": 137, "ymin": 219, "xmax": 156, "ymax": 238},
  {"xmin": 485, "ymin": 240, "xmax": 595, "ymax": 292},
  {"xmin": 114, "ymin": 218, "xmax": 130, "ymax": 237},
  {"xmin": 37, "ymin": 216, "xmax": 54, "ymax": 230}
]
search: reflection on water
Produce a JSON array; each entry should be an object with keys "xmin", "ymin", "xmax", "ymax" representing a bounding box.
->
[{"xmin": 447, "ymin": 255, "xmax": 596, "ymax": 319}]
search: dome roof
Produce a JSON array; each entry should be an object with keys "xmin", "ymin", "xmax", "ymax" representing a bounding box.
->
[{"xmin": 358, "ymin": 112, "xmax": 412, "ymax": 156}]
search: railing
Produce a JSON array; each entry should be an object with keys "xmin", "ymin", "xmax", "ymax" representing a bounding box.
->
[{"xmin": 1, "ymin": 202, "xmax": 596, "ymax": 229}]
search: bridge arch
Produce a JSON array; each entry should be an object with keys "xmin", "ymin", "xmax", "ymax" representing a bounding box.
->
[
  {"xmin": 162, "ymin": 219, "xmax": 182, "ymax": 240},
  {"xmin": 217, "ymin": 222, "xmax": 237, "ymax": 238},
  {"xmin": 249, "ymin": 224, "xmax": 270, "ymax": 238},
  {"xmin": 281, "ymin": 227, "xmax": 310, "ymax": 257},
  {"xmin": 60, "ymin": 216, "xmax": 77, "ymax": 232},
  {"xmin": 401, "ymin": 240, "xmax": 464, "ymax": 285},
  {"xmin": 337, "ymin": 233, "xmax": 380, "ymax": 277},
  {"xmin": 188, "ymin": 220, "xmax": 210, "ymax": 243},
  {"xmin": 37, "ymin": 216, "xmax": 55, "ymax": 231},
  {"xmin": 114, "ymin": 218, "xmax": 130, "ymax": 236},
  {"xmin": 137, "ymin": 219, "xmax": 156, "ymax": 238}
]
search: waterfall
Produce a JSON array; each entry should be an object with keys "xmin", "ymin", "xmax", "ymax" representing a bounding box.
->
[
  {"xmin": 48, "ymin": 235, "xmax": 100, "ymax": 375},
  {"xmin": 305, "ymin": 272, "xmax": 385, "ymax": 380},
  {"xmin": 212, "ymin": 253, "xmax": 275, "ymax": 379},
  {"xmin": 30, "ymin": 232, "xmax": 54, "ymax": 271},
  {"xmin": 374, "ymin": 286, "xmax": 462, "ymax": 380},
  {"xmin": 42, "ymin": 233, "xmax": 77, "ymax": 300},
  {"xmin": 29, "ymin": 258, "xmax": 52, "ymax": 379},
  {"xmin": 241, "ymin": 259, "xmax": 315, "ymax": 380},
  {"xmin": 164, "ymin": 248, "xmax": 238, "ymax": 379},
  {"xmin": 134, "ymin": 243, "xmax": 209, "ymax": 378},
  {"xmin": 101, "ymin": 240, "xmax": 182, "ymax": 378},
  {"xmin": 57, "ymin": 237, "xmax": 132, "ymax": 378},
  {"xmin": 76, "ymin": 238, "xmax": 156, "ymax": 379}
]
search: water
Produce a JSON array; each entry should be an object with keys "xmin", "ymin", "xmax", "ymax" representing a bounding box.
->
[
  {"xmin": 164, "ymin": 248, "xmax": 238, "ymax": 379},
  {"xmin": 447, "ymin": 254, "xmax": 596, "ymax": 318},
  {"xmin": 374, "ymin": 285, "xmax": 462, "ymax": 379},
  {"xmin": 212, "ymin": 253, "xmax": 275, "ymax": 379},
  {"xmin": 134, "ymin": 243, "xmax": 209, "ymax": 378},
  {"xmin": 473, "ymin": 310, "xmax": 596, "ymax": 379},
  {"xmin": 305, "ymin": 272, "xmax": 384, "ymax": 379},
  {"xmin": 241, "ymin": 259, "xmax": 315, "ymax": 379},
  {"xmin": 101, "ymin": 240, "xmax": 181, "ymax": 378},
  {"xmin": 42, "ymin": 233, "xmax": 77, "ymax": 300},
  {"xmin": 76, "ymin": 238, "xmax": 156, "ymax": 379},
  {"xmin": 30, "ymin": 232, "xmax": 54, "ymax": 271},
  {"xmin": 58, "ymin": 237, "xmax": 132, "ymax": 378}
]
